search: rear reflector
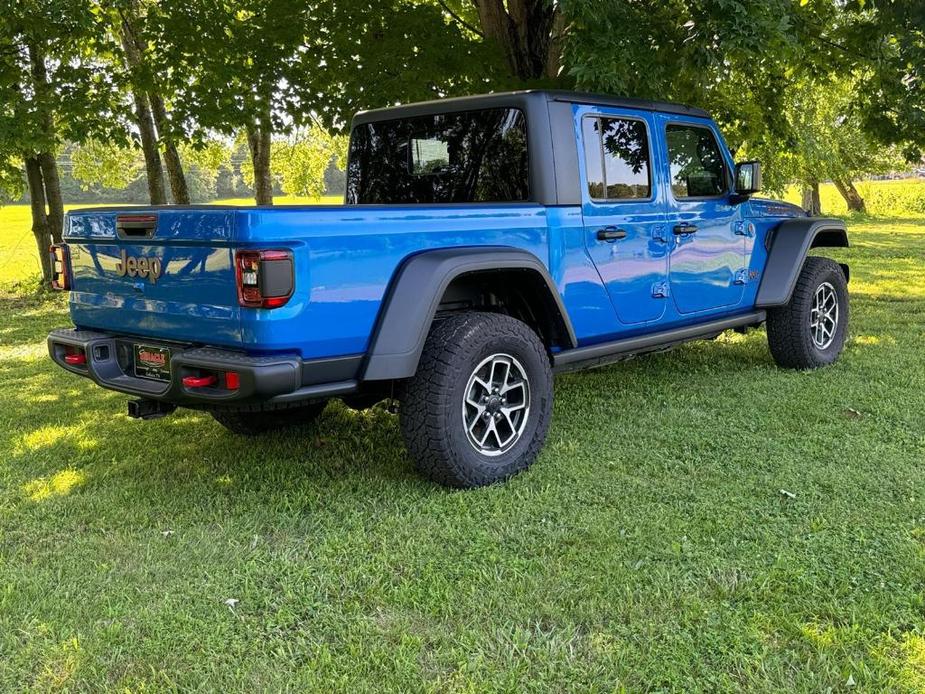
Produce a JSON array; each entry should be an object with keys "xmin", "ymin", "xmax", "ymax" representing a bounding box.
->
[
  {"xmin": 235, "ymin": 249, "xmax": 294, "ymax": 309},
  {"xmin": 64, "ymin": 353, "xmax": 86, "ymax": 365},
  {"xmin": 182, "ymin": 374, "xmax": 218, "ymax": 388},
  {"xmin": 225, "ymin": 372, "xmax": 240, "ymax": 390},
  {"xmin": 49, "ymin": 244, "xmax": 70, "ymax": 290}
]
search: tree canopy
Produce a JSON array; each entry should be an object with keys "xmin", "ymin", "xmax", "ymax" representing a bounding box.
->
[{"xmin": 1, "ymin": 0, "xmax": 923, "ymax": 281}]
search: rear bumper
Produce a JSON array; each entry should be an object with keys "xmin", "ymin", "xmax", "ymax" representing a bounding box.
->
[{"xmin": 47, "ymin": 328, "xmax": 360, "ymax": 408}]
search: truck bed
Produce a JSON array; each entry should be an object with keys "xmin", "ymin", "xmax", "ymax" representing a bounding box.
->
[{"xmin": 64, "ymin": 203, "xmax": 552, "ymax": 359}]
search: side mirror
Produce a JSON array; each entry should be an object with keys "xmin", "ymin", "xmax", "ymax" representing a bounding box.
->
[{"xmin": 734, "ymin": 160, "xmax": 762, "ymax": 196}]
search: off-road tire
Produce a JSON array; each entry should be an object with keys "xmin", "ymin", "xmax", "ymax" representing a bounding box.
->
[
  {"xmin": 210, "ymin": 401, "xmax": 327, "ymax": 436},
  {"xmin": 767, "ymin": 256, "xmax": 849, "ymax": 369},
  {"xmin": 400, "ymin": 311, "xmax": 553, "ymax": 489}
]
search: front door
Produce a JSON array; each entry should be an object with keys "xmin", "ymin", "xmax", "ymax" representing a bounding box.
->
[
  {"xmin": 581, "ymin": 111, "xmax": 669, "ymax": 325},
  {"xmin": 659, "ymin": 118, "xmax": 745, "ymax": 314}
]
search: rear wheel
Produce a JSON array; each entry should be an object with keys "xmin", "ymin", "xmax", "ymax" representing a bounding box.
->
[
  {"xmin": 400, "ymin": 312, "xmax": 553, "ymax": 488},
  {"xmin": 210, "ymin": 401, "xmax": 327, "ymax": 436},
  {"xmin": 767, "ymin": 256, "xmax": 849, "ymax": 369}
]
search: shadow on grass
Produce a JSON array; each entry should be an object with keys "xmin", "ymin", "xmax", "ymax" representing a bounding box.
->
[
  {"xmin": 0, "ymin": 293, "xmax": 69, "ymax": 351},
  {"xmin": 1, "ymin": 296, "xmax": 905, "ymax": 516},
  {"xmin": 3, "ymin": 391, "xmax": 420, "ymax": 515},
  {"xmin": 0, "ymin": 218, "xmax": 920, "ymax": 525}
]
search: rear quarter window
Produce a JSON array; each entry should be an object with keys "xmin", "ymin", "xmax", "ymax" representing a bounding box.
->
[{"xmin": 346, "ymin": 108, "xmax": 529, "ymax": 204}]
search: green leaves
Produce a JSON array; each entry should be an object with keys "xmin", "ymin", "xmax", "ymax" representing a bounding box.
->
[
  {"xmin": 70, "ymin": 140, "xmax": 142, "ymax": 191},
  {"xmin": 0, "ymin": 0, "xmax": 127, "ymax": 175}
]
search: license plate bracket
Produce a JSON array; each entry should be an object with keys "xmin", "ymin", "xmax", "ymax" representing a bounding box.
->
[{"xmin": 133, "ymin": 343, "xmax": 171, "ymax": 381}]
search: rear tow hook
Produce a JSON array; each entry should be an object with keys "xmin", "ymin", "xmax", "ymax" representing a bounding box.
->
[{"xmin": 127, "ymin": 399, "xmax": 177, "ymax": 420}]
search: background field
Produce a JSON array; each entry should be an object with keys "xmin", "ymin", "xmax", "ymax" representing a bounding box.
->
[
  {"xmin": 2, "ymin": 181, "xmax": 924, "ymax": 289},
  {"xmin": 0, "ymin": 194, "xmax": 923, "ymax": 689}
]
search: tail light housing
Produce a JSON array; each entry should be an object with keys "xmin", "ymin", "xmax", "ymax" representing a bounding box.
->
[
  {"xmin": 235, "ymin": 249, "xmax": 294, "ymax": 309},
  {"xmin": 49, "ymin": 244, "xmax": 70, "ymax": 290}
]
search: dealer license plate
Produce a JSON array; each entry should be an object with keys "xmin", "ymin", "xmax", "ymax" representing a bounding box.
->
[{"xmin": 134, "ymin": 343, "xmax": 171, "ymax": 381}]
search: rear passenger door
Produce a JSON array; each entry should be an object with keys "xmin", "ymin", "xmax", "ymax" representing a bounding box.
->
[
  {"xmin": 580, "ymin": 110, "xmax": 669, "ymax": 325},
  {"xmin": 659, "ymin": 118, "xmax": 745, "ymax": 314}
]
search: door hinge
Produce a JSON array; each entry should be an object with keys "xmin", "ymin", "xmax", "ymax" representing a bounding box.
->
[
  {"xmin": 734, "ymin": 221, "xmax": 755, "ymax": 237},
  {"xmin": 652, "ymin": 224, "xmax": 668, "ymax": 243},
  {"xmin": 734, "ymin": 268, "xmax": 749, "ymax": 285},
  {"xmin": 652, "ymin": 280, "xmax": 670, "ymax": 298}
]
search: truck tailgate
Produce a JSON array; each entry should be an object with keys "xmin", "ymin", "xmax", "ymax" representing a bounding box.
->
[{"xmin": 65, "ymin": 208, "xmax": 242, "ymax": 346}]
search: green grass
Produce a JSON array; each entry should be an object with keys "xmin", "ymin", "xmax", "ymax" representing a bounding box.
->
[{"xmin": 1, "ymin": 211, "xmax": 924, "ymax": 690}]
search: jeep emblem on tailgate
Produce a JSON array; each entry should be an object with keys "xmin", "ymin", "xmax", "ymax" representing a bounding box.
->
[{"xmin": 115, "ymin": 249, "xmax": 162, "ymax": 284}]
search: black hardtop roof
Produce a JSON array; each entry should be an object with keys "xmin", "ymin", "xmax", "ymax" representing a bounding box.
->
[{"xmin": 352, "ymin": 89, "xmax": 710, "ymax": 125}]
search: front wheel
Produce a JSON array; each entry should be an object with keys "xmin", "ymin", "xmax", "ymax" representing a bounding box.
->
[
  {"xmin": 767, "ymin": 256, "xmax": 849, "ymax": 369},
  {"xmin": 400, "ymin": 312, "xmax": 553, "ymax": 488}
]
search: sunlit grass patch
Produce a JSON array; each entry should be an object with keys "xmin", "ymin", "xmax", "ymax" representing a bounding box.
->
[
  {"xmin": 871, "ymin": 631, "xmax": 925, "ymax": 691},
  {"xmin": 851, "ymin": 334, "xmax": 897, "ymax": 346},
  {"xmin": 784, "ymin": 179, "xmax": 925, "ymax": 217},
  {"xmin": 23, "ymin": 468, "xmax": 87, "ymax": 502}
]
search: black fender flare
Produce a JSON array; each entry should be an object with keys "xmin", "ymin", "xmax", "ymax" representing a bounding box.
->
[
  {"xmin": 756, "ymin": 217, "xmax": 849, "ymax": 307},
  {"xmin": 361, "ymin": 247, "xmax": 576, "ymax": 381}
]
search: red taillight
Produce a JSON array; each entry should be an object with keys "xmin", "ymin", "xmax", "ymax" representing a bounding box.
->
[
  {"xmin": 49, "ymin": 244, "xmax": 70, "ymax": 290},
  {"xmin": 64, "ymin": 352, "xmax": 86, "ymax": 365},
  {"xmin": 235, "ymin": 249, "xmax": 294, "ymax": 309},
  {"xmin": 182, "ymin": 374, "xmax": 218, "ymax": 388}
]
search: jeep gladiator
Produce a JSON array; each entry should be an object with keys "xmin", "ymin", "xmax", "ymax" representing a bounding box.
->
[{"xmin": 48, "ymin": 90, "xmax": 849, "ymax": 488}]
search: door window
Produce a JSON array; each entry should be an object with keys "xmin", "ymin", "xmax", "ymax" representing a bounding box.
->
[
  {"xmin": 582, "ymin": 117, "xmax": 651, "ymax": 201},
  {"xmin": 666, "ymin": 124, "xmax": 727, "ymax": 198}
]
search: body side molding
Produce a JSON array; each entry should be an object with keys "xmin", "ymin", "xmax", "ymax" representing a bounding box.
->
[
  {"xmin": 756, "ymin": 217, "xmax": 848, "ymax": 307},
  {"xmin": 362, "ymin": 247, "xmax": 576, "ymax": 381}
]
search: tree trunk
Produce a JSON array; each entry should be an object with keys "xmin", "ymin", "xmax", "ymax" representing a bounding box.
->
[
  {"xmin": 833, "ymin": 178, "xmax": 867, "ymax": 214},
  {"xmin": 119, "ymin": 13, "xmax": 167, "ymax": 205},
  {"xmin": 132, "ymin": 91, "xmax": 168, "ymax": 204},
  {"xmin": 38, "ymin": 152, "xmax": 64, "ymax": 243},
  {"xmin": 26, "ymin": 41, "xmax": 64, "ymax": 246},
  {"xmin": 472, "ymin": 0, "xmax": 560, "ymax": 81},
  {"xmin": 801, "ymin": 181, "xmax": 821, "ymax": 216},
  {"xmin": 25, "ymin": 156, "xmax": 53, "ymax": 283},
  {"xmin": 149, "ymin": 91, "xmax": 190, "ymax": 204},
  {"xmin": 246, "ymin": 114, "xmax": 273, "ymax": 206}
]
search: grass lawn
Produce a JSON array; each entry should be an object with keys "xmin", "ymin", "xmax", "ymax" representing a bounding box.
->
[{"xmin": 0, "ymin": 211, "xmax": 924, "ymax": 690}]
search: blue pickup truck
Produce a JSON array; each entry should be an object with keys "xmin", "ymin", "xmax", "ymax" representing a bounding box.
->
[{"xmin": 48, "ymin": 90, "xmax": 849, "ymax": 488}]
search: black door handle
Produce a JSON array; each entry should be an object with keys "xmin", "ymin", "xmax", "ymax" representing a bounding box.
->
[
  {"xmin": 596, "ymin": 226, "xmax": 628, "ymax": 241},
  {"xmin": 673, "ymin": 223, "xmax": 698, "ymax": 235}
]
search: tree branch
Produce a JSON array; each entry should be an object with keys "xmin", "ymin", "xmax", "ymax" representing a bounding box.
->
[{"xmin": 437, "ymin": 0, "xmax": 483, "ymax": 38}]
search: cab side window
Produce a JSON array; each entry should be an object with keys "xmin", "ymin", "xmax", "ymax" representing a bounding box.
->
[
  {"xmin": 666, "ymin": 124, "xmax": 727, "ymax": 198},
  {"xmin": 583, "ymin": 117, "xmax": 651, "ymax": 201}
]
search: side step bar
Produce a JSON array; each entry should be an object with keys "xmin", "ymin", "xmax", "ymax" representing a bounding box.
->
[{"xmin": 553, "ymin": 311, "xmax": 766, "ymax": 374}]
